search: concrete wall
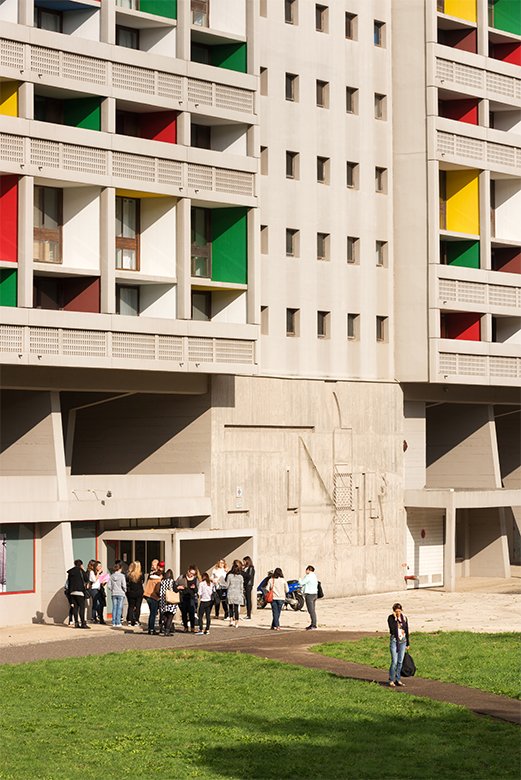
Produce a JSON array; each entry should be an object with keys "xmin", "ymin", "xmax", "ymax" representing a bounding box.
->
[
  {"xmin": 71, "ymin": 392, "xmax": 212, "ymax": 479},
  {"xmin": 466, "ymin": 508, "xmax": 510, "ymax": 578},
  {"xmin": 63, "ymin": 187, "xmax": 100, "ymax": 271},
  {"xmin": 426, "ymin": 404, "xmax": 498, "ymax": 489},
  {"xmin": 210, "ymin": 375, "xmax": 405, "ymax": 597},
  {"xmin": 0, "ymin": 0, "xmax": 17, "ymax": 23},
  {"xmin": 180, "ymin": 536, "xmax": 252, "ymax": 576},
  {"xmin": 495, "ymin": 408, "xmax": 521, "ymax": 563},
  {"xmin": 403, "ymin": 401, "xmax": 426, "ymax": 489},
  {"xmin": 0, "ymin": 391, "xmax": 56, "ymax": 476},
  {"xmin": 494, "ymin": 180, "xmax": 521, "ymax": 242},
  {"xmin": 211, "ymin": 0, "xmax": 246, "ymax": 36},
  {"xmin": 140, "ymin": 283, "xmax": 177, "ymax": 319},
  {"xmin": 140, "ymin": 198, "xmax": 177, "ymax": 277}
]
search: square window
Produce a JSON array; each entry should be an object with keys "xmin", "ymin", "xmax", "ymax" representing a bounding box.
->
[
  {"xmin": 376, "ymin": 315, "xmax": 388, "ymax": 342},
  {"xmin": 346, "ymin": 87, "xmax": 358, "ymax": 114},
  {"xmin": 285, "ymin": 73, "xmax": 299, "ymax": 102},
  {"xmin": 191, "ymin": 206, "xmax": 211, "ymax": 277},
  {"xmin": 317, "ymin": 310, "xmax": 330, "ymax": 338},
  {"xmin": 192, "ymin": 0, "xmax": 209, "ymax": 25},
  {"xmin": 260, "ymin": 146, "xmax": 268, "ymax": 175},
  {"xmin": 260, "ymin": 67, "xmax": 268, "ymax": 96},
  {"xmin": 260, "ymin": 224, "xmax": 268, "ymax": 254},
  {"xmin": 116, "ymin": 285, "xmax": 140, "ymax": 317},
  {"xmin": 347, "ymin": 236, "xmax": 359, "ymax": 264},
  {"xmin": 375, "ymin": 166, "xmax": 387, "ymax": 193},
  {"xmin": 317, "ymin": 156, "xmax": 330, "ymax": 184},
  {"xmin": 317, "ymin": 232, "xmax": 330, "ymax": 261},
  {"xmin": 374, "ymin": 20, "xmax": 386, "ymax": 47},
  {"xmin": 374, "ymin": 93, "xmax": 387, "ymax": 120},
  {"xmin": 345, "ymin": 12, "xmax": 357, "ymax": 40},
  {"xmin": 192, "ymin": 291, "xmax": 211, "ymax": 321},
  {"xmin": 286, "ymin": 150, "xmax": 299, "ymax": 179},
  {"xmin": 116, "ymin": 25, "xmax": 139, "ymax": 50},
  {"xmin": 286, "ymin": 228, "xmax": 299, "ymax": 257},
  {"xmin": 316, "ymin": 80, "xmax": 329, "ymax": 108},
  {"xmin": 34, "ymin": 7, "xmax": 63, "ymax": 32},
  {"xmin": 261, "ymin": 305, "xmax": 269, "ymax": 335},
  {"xmin": 346, "ymin": 161, "xmax": 359, "ymax": 189},
  {"xmin": 285, "ymin": 0, "xmax": 297, "ymax": 24},
  {"xmin": 347, "ymin": 313, "xmax": 359, "ymax": 340},
  {"xmin": 316, "ymin": 4, "xmax": 328, "ymax": 32},
  {"xmin": 376, "ymin": 240, "xmax": 388, "ymax": 267},
  {"xmin": 34, "ymin": 186, "xmax": 63, "ymax": 264},
  {"xmin": 286, "ymin": 307, "xmax": 299, "ymax": 336}
]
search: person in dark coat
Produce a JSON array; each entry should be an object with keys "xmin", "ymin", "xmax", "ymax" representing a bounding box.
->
[
  {"xmin": 387, "ymin": 602, "xmax": 410, "ymax": 687},
  {"xmin": 242, "ymin": 556, "xmax": 255, "ymax": 619},
  {"xmin": 65, "ymin": 560, "xmax": 90, "ymax": 629}
]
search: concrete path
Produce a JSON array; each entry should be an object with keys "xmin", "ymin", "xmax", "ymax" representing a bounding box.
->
[{"xmin": 0, "ymin": 622, "xmax": 519, "ymax": 727}]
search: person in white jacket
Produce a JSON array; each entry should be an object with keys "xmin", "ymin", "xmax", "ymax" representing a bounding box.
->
[
  {"xmin": 266, "ymin": 568, "xmax": 288, "ymax": 630},
  {"xmin": 299, "ymin": 565, "xmax": 319, "ymax": 630}
]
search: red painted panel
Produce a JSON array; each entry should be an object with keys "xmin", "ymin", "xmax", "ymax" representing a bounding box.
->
[
  {"xmin": 439, "ymin": 28, "xmax": 477, "ymax": 53},
  {"xmin": 0, "ymin": 175, "xmax": 18, "ymax": 262},
  {"xmin": 139, "ymin": 111, "xmax": 177, "ymax": 144},
  {"xmin": 439, "ymin": 98, "xmax": 479, "ymax": 125},
  {"xmin": 63, "ymin": 277, "xmax": 100, "ymax": 313},
  {"xmin": 492, "ymin": 247, "xmax": 521, "ymax": 274},
  {"xmin": 490, "ymin": 42, "xmax": 521, "ymax": 65},
  {"xmin": 441, "ymin": 312, "xmax": 481, "ymax": 341}
]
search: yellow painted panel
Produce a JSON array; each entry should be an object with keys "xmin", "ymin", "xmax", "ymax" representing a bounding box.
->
[
  {"xmin": 0, "ymin": 81, "xmax": 18, "ymax": 117},
  {"xmin": 446, "ymin": 170, "xmax": 480, "ymax": 235},
  {"xmin": 444, "ymin": 0, "xmax": 477, "ymax": 23}
]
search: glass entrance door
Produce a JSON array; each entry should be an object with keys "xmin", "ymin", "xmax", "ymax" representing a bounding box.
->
[{"xmin": 111, "ymin": 539, "xmax": 165, "ymax": 572}]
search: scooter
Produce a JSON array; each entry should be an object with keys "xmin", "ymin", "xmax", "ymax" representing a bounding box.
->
[{"xmin": 257, "ymin": 573, "xmax": 305, "ymax": 611}]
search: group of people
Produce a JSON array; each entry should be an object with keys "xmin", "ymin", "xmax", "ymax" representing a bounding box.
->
[{"xmin": 64, "ymin": 556, "xmax": 257, "ymax": 635}]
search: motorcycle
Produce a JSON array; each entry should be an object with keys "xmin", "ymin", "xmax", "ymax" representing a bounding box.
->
[{"xmin": 257, "ymin": 573, "xmax": 305, "ymax": 611}]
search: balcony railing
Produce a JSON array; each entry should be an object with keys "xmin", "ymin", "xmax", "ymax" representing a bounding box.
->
[{"xmin": 437, "ymin": 129, "xmax": 521, "ymax": 172}]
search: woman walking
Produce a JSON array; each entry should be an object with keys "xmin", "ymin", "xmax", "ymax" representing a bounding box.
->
[
  {"xmin": 388, "ymin": 602, "xmax": 410, "ymax": 687},
  {"xmin": 176, "ymin": 565, "xmax": 199, "ymax": 633},
  {"xmin": 242, "ymin": 556, "xmax": 255, "ymax": 620},
  {"xmin": 143, "ymin": 560, "xmax": 162, "ymax": 635},
  {"xmin": 197, "ymin": 572, "xmax": 215, "ymax": 635},
  {"xmin": 211, "ymin": 559, "xmax": 228, "ymax": 619},
  {"xmin": 89, "ymin": 560, "xmax": 106, "ymax": 624},
  {"xmin": 126, "ymin": 561, "xmax": 144, "ymax": 627},
  {"xmin": 159, "ymin": 568, "xmax": 178, "ymax": 636},
  {"xmin": 266, "ymin": 568, "xmax": 288, "ymax": 630},
  {"xmin": 109, "ymin": 561, "xmax": 127, "ymax": 627},
  {"xmin": 225, "ymin": 560, "xmax": 244, "ymax": 628}
]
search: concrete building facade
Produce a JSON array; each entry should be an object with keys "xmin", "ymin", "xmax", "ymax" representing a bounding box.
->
[{"xmin": 0, "ymin": 0, "xmax": 519, "ymax": 626}]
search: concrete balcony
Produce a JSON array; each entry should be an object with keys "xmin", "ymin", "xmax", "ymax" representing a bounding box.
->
[
  {"xmin": 436, "ymin": 265, "xmax": 521, "ymax": 315},
  {"xmin": 0, "ymin": 307, "xmax": 258, "ymax": 375},
  {"xmin": 434, "ymin": 118, "xmax": 521, "ymax": 176},
  {"xmin": 0, "ymin": 473, "xmax": 211, "ymax": 524},
  {"xmin": 432, "ymin": 337, "xmax": 521, "ymax": 385},
  {"xmin": 432, "ymin": 44, "xmax": 521, "ymax": 105}
]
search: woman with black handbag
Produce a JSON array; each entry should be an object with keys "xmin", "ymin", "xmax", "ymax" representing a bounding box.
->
[
  {"xmin": 387, "ymin": 602, "xmax": 410, "ymax": 687},
  {"xmin": 242, "ymin": 556, "xmax": 255, "ymax": 620}
]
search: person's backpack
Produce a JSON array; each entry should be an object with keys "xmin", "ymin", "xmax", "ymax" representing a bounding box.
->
[
  {"xmin": 317, "ymin": 581, "xmax": 324, "ymax": 599},
  {"xmin": 401, "ymin": 652, "xmax": 416, "ymax": 677}
]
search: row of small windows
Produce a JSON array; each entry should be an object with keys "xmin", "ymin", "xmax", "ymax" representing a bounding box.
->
[
  {"xmin": 260, "ymin": 308, "xmax": 388, "ymax": 342},
  {"xmin": 261, "ymin": 1, "xmax": 386, "ymax": 47},
  {"xmin": 259, "ymin": 227, "xmax": 388, "ymax": 266},
  {"xmin": 260, "ymin": 71, "xmax": 387, "ymax": 119}
]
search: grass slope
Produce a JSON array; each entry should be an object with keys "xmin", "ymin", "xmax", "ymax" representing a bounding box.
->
[
  {"xmin": 0, "ymin": 650, "xmax": 519, "ymax": 780},
  {"xmin": 314, "ymin": 632, "xmax": 521, "ymax": 699}
]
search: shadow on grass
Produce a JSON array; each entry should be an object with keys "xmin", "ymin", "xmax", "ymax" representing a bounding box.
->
[{"xmin": 196, "ymin": 706, "xmax": 519, "ymax": 780}]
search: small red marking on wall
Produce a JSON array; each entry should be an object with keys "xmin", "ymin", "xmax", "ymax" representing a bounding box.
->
[{"xmin": 421, "ymin": 529, "xmax": 426, "ymax": 539}]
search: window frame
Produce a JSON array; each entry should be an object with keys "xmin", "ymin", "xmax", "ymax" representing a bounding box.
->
[
  {"xmin": 116, "ymin": 25, "xmax": 140, "ymax": 50},
  {"xmin": 34, "ymin": 6, "xmax": 63, "ymax": 32},
  {"xmin": 345, "ymin": 12, "xmax": 357, "ymax": 40},
  {"xmin": 346, "ymin": 87, "xmax": 358, "ymax": 114},
  {"xmin": 191, "ymin": 0, "xmax": 209, "ymax": 26},
  {"xmin": 191, "ymin": 206, "xmax": 212, "ymax": 278},
  {"xmin": 285, "ymin": 0, "xmax": 297, "ymax": 24},
  {"xmin": 374, "ymin": 93, "xmax": 387, "ymax": 120},
  {"xmin": 317, "ymin": 232, "xmax": 330, "ymax": 261},
  {"xmin": 116, "ymin": 284, "xmax": 140, "ymax": 316},
  {"xmin": 374, "ymin": 20, "xmax": 386, "ymax": 47},
  {"xmin": 376, "ymin": 240, "xmax": 388, "ymax": 267},
  {"xmin": 347, "ymin": 236, "xmax": 359, "ymax": 264},
  {"xmin": 286, "ymin": 150, "xmax": 299, "ymax": 179},
  {"xmin": 346, "ymin": 161, "xmax": 359, "ymax": 189},
  {"xmin": 317, "ymin": 156, "xmax": 330, "ymax": 184},
  {"xmin": 192, "ymin": 290, "xmax": 212, "ymax": 321},
  {"xmin": 315, "ymin": 4, "xmax": 328, "ymax": 33},
  {"xmin": 347, "ymin": 313, "xmax": 359, "ymax": 340},
  {"xmin": 285, "ymin": 72, "xmax": 298, "ymax": 102},
  {"xmin": 33, "ymin": 186, "xmax": 63, "ymax": 265},
  {"xmin": 286, "ymin": 228, "xmax": 299, "ymax": 258},
  {"xmin": 317, "ymin": 310, "xmax": 330, "ymax": 339},
  {"xmin": 376, "ymin": 315, "xmax": 388, "ymax": 343},
  {"xmin": 316, "ymin": 79, "xmax": 329, "ymax": 108},
  {"xmin": 0, "ymin": 524, "xmax": 36, "ymax": 595},
  {"xmin": 375, "ymin": 166, "xmax": 388, "ymax": 194},
  {"xmin": 116, "ymin": 196, "xmax": 140, "ymax": 272},
  {"xmin": 286, "ymin": 307, "xmax": 299, "ymax": 337}
]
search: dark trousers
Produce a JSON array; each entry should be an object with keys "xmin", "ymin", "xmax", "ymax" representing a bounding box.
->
[
  {"xmin": 180, "ymin": 599, "xmax": 196, "ymax": 630},
  {"xmin": 162, "ymin": 611, "xmax": 175, "ymax": 635},
  {"xmin": 229, "ymin": 603, "xmax": 239, "ymax": 621},
  {"xmin": 127, "ymin": 596, "xmax": 143, "ymax": 625},
  {"xmin": 198, "ymin": 600, "xmax": 212, "ymax": 631},
  {"xmin": 270, "ymin": 599, "xmax": 283, "ymax": 628},
  {"xmin": 146, "ymin": 597, "xmax": 159, "ymax": 633},
  {"xmin": 91, "ymin": 589, "xmax": 105, "ymax": 622},
  {"xmin": 244, "ymin": 586, "xmax": 253, "ymax": 618},
  {"xmin": 71, "ymin": 594, "xmax": 86, "ymax": 627},
  {"xmin": 214, "ymin": 589, "xmax": 228, "ymax": 618},
  {"xmin": 305, "ymin": 593, "xmax": 318, "ymax": 628}
]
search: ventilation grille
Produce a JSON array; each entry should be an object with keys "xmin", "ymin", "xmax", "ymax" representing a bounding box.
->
[
  {"xmin": 30, "ymin": 45, "xmax": 60, "ymax": 76},
  {"xmin": 187, "ymin": 78, "xmax": 213, "ymax": 106},
  {"xmin": 112, "ymin": 62, "xmax": 155, "ymax": 94},
  {"xmin": 215, "ymin": 339, "xmax": 254, "ymax": 364},
  {"xmin": 215, "ymin": 84, "xmax": 254, "ymax": 113},
  {"xmin": 63, "ymin": 144, "xmax": 107, "ymax": 175},
  {"xmin": 454, "ymin": 62, "xmax": 483, "ymax": 89},
  {"xmin": 157, "ymin": 158, "xmax": 183, "ymax": 186},
  {"xmin": 0, "ymin": 38, "xmax": 24, "ymax": 70},
  {"xmin": 439, "ymin": 278, "xmax": 521, "ymax": 309},
  {"xmin": 0, "ymin": 325, "xmax": 23, "ymax": 352},
  {"xmin": 187, "ymin": 163, "xmax": 214, "ymax": 190},
  {"xmin": 489, "ymin": 285, "xmax": 520, "ymax": 308},
  {"xmin": 436, "ymin": 56, "xmax": 521, "ymax": 101},
  {"xmin": 29, "ymin": 328, "xmax": 60, "ymax": 355},
  {"xmin": 112, "ymin": 332, "xmax": 156, "ymax": 360},
  {"xmin": 438, "ymin": 131, "xmax": 520, "ymax": 171},
  {"xmin": 487, "ymin": 142, "xmax": 516, "ymax": 168},
  {"xmin": 215, "ymin": 168, "xmax": 254, "ymax": 196},
  {"xmin": 486, "ymin": 70, "xmax": 519, "ymax": 99},
  {"xmin": 490, "ymin": 356, "xmax": 521, "ymax": 378},
  {"xmin": 62, "ymin": 52, "xmax": 106, "ymax": 85},
  {"xmin": 0, "ymin": 133, "xmax": 24, "ymax": 163},
  {"xmin": 158, "ymin": 335, "xmax": 184, "ymax": 361},
  {"xmin": 113, "ymin": 152, "xmax": 156, "ymax": 181},
  {"xmin": 188, "ymin": 337, "xmax": 214, "ymax": 362},
  {"xmin": 62, "ymin": 330, "xmax": 107, "ymax": 357},
  {"xmin": 157, "ymin": 72, "xmax": 183, "ymax": 100},
  {"xmin": 31, "ymin": 139, "xmax": 60, "ymax": 168},
  {"xmin": 439, "ymin": 351, "xmax": 520, "ymax": 380}
]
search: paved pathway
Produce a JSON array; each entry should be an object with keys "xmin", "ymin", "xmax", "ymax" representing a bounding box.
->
[{"xmin": 1, "ymin": 624, "xmax": 519, "ymax": 726}]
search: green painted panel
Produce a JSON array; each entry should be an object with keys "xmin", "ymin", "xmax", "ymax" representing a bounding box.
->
[
  {"xmin": 63, "ymin": 97, "xmax": 101, "ymax": 131},
  {"xmin": 0, "ymin": 524, "xmax": 34, "ymax": 592},
  {"xmin": 446, "ymin": 240, "xmax": 480, "ymax": 268},
  {"xmin": 0, "ymin": 268, "xmax": 17, "ymax": 306},
  {"xmin": 72, "ymin": 522, "xmax": 97, "ymax": 565},
  {"xmin": 140, "ymin": 0, "xmax": 177, "ymax": 19},
  {"xmin": 491, "ymin": 0, "xmax": 521, "ymax": 35},
  {"xmin": 211, "ymin": 208, "xmax": 247, "ymax": 284},
  {"xmin": 211, "ymin": 43, "xmax": 247, "ymax": 73}
]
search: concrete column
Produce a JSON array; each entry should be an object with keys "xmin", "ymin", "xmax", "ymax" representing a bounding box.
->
[
  {"xmin": 17, "ymin": 175, "xmax": 33, "ymax": 308},
  {"xmin": 100, "ymin": 0, "xmax": 115, "ymax": 44},
  {"xmin": 40, "ymin": 521, "xmax": 74, "ymax": 624},
  {"xmin": 176, "ymin": 197, "xmax": 191, "ymax": 319},
  {"xmin": 176, "ymin": 0, "xmax": 191, "ymax": 61},
  {"xmin": 101, "ymin": 97, "xmax": 115, "ymax": 134},
  {"xmin": 176, "ymin": 111, "xmax": 190, "ymax": 147},
  {"xmin": 246, "ymin": 0, "xmax": 258, "ymax": 75},
  {"xmin": 477, "ymin": 0, "xmax": 489, "ymax": 57},
  {"xmin": 479, "ymin": 169, "xmax": 491, "ymax": 270},
  {"xmin": 444, "ymin": 492, "xmax": 456, "ymax": 591},
  {"xmin": 18, "ymin": 82, "xmax": 33, "ymax": 120},
  {"xmin": 18, "ymin": 0, "xmax": 33, "ymax": 26},
  {"xmin": 50, "ymin": 391, "xmax": 68, "ymax": 501},
  {"xmin": 100, "ymin": 187, "xmax": 116, "ymax": 314},
  {"xmin": 246, "ymin": 206, "xmax": 259, "ymax": 325}
]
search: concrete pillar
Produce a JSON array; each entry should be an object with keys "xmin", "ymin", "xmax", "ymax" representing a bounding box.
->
[
  {"xmin": 176, "ymin": 197, "xmax": 191, "ymax": 319},
  {"xmin": 101, "ymin": 97, "xmax": 115, "ymax": 134},
  {"xmin": 17, "ymin": 175, "xmax": 33, "ymax": 308},
  {"xmin": 247, "ymin": 206, "xmax": 259, "ymax": 325},
  {"xmin": 40, "ymin": 521, "xmax": 74, "ymax": 624},
  {"xmin": 100, "ymin": 0, "xmax": 115, "ymax": 44},
  {"xmin": 444, "ymin": 493, "xmax": 456, "ymax": 591},
  {"xmin": 50, "ymin": 392, "xmax": 68, "ymax": 501},
  {"xmin": 18, "ymin": 81, "xmax": 33, "ymax": 120},
  {"xmin": 480, "ymin": 169, "xmax": 491, "ymax": 270},
  {"xmin": 176, "ymin": 0, "xmax": 191, "ymax": 61},
  {"xmin": 100, "ymin": 187, "xmax": 116, "ymax": 314},
  {"xmin": 18, "ymin": 0, "xmax": 33, "ymax": 26},
  {"xmin": 176, "ymin": 111, "xmax": 190, "ymax": 147}
]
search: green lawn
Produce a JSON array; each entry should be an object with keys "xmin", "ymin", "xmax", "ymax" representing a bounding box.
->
[
  {"xmin": 0, "ymin": 650, "xmax": 519, "ymax": 780},
  {"xmin": 313, "ymin": 632, "xmax": 521, "ymax": 699}
]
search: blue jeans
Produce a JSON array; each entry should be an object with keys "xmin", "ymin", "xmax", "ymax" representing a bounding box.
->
[
  {"xmin": 111, "ymin": 595, "xmax": 124, "ymax": 626},
  {"xmin": 389, "ymin": 637, "xmax": 407, "ymax": 682},
  {"xmin": 146, "ymin": 597, "xmax": 159, "ymax": 633},
  {"xmin": 271, "ymin": 599, "xmax": 284, "ymax": 628}
]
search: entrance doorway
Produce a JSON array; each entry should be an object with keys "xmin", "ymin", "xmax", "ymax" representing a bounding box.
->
[{"xmin": 114, "ymin": 539, "xmax": 165, "ymax": 573}]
